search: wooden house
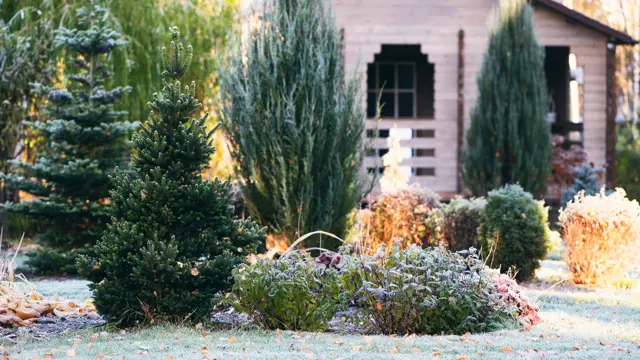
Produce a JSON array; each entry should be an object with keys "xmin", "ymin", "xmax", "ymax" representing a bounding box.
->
[{"xmin": 332, "ymin": 0, "xmax": 636, "ymax": 198}]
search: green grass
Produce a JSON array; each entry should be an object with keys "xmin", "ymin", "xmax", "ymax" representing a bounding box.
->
[{"xmin": 2, "ymin": 261, "xmax": 639, "ymax": 359}]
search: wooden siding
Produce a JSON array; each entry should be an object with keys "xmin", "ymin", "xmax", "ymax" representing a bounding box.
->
[{"xmin": 331, "ymin": 0, "xmax": 610, "ymax": 195}]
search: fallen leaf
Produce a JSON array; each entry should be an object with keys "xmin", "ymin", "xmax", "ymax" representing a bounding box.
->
[
  {"xmin": 66, "ymin": 349, "xmax": 76, "ymax": 357},
  {"xmin": 352, "ymin": 345, "xmax": 361, "ymax": 351},
  {"xmin": 390, "ymin": 346, "xmax": 398, "ymax": 354},
  {"xmin": 333, "ymin": 339, "xmax": 344, "ymax": 345},
  {"xmin": 96, "ymin": 355, "xmax": 105, "ymax": 359},
  {"xmin": 411, "ymin": 347, "xmax": 420, "ymax": 353},
  {"xmin": 500, "ymin": 346, "xmax": 514, "ymax": 353},
  {"xmin": 486, "ymin": 340, "xmax": 493, "ymax": 345},
  {"xmin": 433, "ymin": 352, "xmax": 441, "ymax": 356},
  {"xmin": 44, "ymin": 355, "xmax": 54, "ymax": 359},
  {"xmin": 164, "ymin": 357, "xmax": 174, "ymax": 360},
  {"xmin": 201, "ymin": 331, "xmax": 209, "ymax": 337},
  {"xmin": 300, "ymin": 346, "xmax": 311, "ymax": 351},
  {"xmin": 396, "ymin": 340, "xmax": 403, "ymax": 345},
  {"xmin": 277, "ymin": 329, "xmax": 283, "ymax": 335},
  {"xmin": 632, "ymin": 340, "xmax": 640, "ymax": 345},
  {"xmin": 457, "ymin": 356, "xmax": 470, "ymax": 360},
  {"xmin": 572, "ymin": 345, "xmax": 581, "ymax": 351},
  {"xmin": 228, "ymin": 337, "xmax": 237, "ymax": 343},
  {"xmin": 305, "ymin": 353, "xmax": 315, "ymax": 359}
]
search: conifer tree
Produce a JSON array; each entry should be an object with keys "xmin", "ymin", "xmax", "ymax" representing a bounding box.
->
[
  {"xmin": 0, "ymin": 3, "xmax": 136, "ymax": 274},
  {"xmin": 78, "ymin": 28, "xmax": 264, "ymax": 326},
  {"xmin": 462, "ymin": 0, "xmax": 552, "ymax": 197},
  {"xmin": 219, "ymin": 0, "xmax": 365, "ymax": 248}
]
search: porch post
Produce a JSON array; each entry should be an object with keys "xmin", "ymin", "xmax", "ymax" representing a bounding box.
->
[
  {"xmin": 605, "ymin": 41, "xmax": 617, "ymax": 188},
  {"xmin": 457, "ymin": 29, "xmax": 465, "ymax": 193}
]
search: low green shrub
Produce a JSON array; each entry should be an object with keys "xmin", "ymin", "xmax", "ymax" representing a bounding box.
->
[
  {"xmin": 561, "ymin": 164, "xmax": 604, "ymax": 207},
  {"xmin": 426, "ymin": 198, "xmax": 485, "ymax": 251},
  {"xmin": 25, "ymin": 248, "xmax": 84, "ymax": 275},
  {"xmin": 478, "ymin": 185, "xmax": 550, "ymax": 282},
  {"xmin": 339, "ymin": 245, "xmax": 521, "ymax": 335},
  {"xmin": 232, "ymin": 252, "xmax": 340, "ymax": 331}
]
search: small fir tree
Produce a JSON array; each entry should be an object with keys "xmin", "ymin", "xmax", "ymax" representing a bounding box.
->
[
  {"xmin": 0, "ymin": 3, "xmax": 136, "ymax": 274},
  {"xmin": 78, "ymin": 28, "xmax": 264, "ymax": 327},
  {"xmin": 462, "ymin": 0, "xmax": 552, "ymax": 197},
  {"xmin": 219, "ymin": 0, "xmax": 365, "ymax": 249}
]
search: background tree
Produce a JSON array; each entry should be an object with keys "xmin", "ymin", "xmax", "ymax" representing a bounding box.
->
[
  {"xmin": 0, "ymin": 2, "xmax": 136, "ymax": 274},
  {"xmin": 1, "ymin": 0, "xmax": 237, "ymax": 179},
  {"xmin": 0, "ymin": 18, "xmax": 56, "ymax": 238},
  {"xmin": 78, "ymin": 28, "xmax": 264, "ymax": 326},
  {"xmin": 462, "ymin": 0, "xmax": 552, "ymax": 197},
  {"xmin": 219, "ymin": 0, "xmax": 365, "ymax": 249}
]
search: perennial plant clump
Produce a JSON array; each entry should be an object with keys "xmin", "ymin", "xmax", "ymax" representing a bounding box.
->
[
  {"xmin": 339, "ymin": 245, "xmax": 526, "ymax": 335},
  {"xmin": 232, "ymin": 252, "xmax": 340, "ymax": 331},
  {"xmin": 560, "ymin": 188, "xmax": 640, "ymax": 286}
]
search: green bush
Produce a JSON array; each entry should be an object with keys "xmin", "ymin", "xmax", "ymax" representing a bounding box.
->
[
  {"xmin": 339, "ymin": 246, "xmax": 520, "ymax": 335},
  {"xmin": 478, "ymin": 185, "xmax": 550, "ymax": 281},
  {"xmin": 560, "ymin": 164, "xmax": 604, "ymax": 207},
  {"xmin": 25, "ymin": 248, "xmax": 87, "ymax": 275},
  {"xmin": 426, "ymin": 198, "xmax": 485, "ymax": 252},
  {"xmin": 617, "ymin": 148, "xmax": 640, "ymax": 201},
  {"xmin": 77, "ymin": 28, "xmax": 264, "ymax": 327},
  {"xmin": 232, "ymin": 253, "xmax": 340, "ymax": 331},
  {"xmin": 219, "ymin": 0, "xmax": 365, "ymax": 248}
]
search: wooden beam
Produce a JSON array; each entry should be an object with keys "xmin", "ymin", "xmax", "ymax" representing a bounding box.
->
[
  {"xmin": 457, "ymin": 29, "xmax": 465, "ymax": 193},
  {"xmin": 605, "ymin": 41, "xmax": 617, "ymax": 188}
]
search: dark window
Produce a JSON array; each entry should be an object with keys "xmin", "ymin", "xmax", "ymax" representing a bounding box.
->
[
  {"xmin": 366, "ymin": 45, "xmax": 435, "ymax": 119},
  {"xmin": 413, "ymin": 167, "xmax": 435, "ymax": 176},
  {"xmin": 413, "ymin": 129, "xmax": 435, "ymax": 138},
  {"xmin": 413, "ymin": 148, "xmax": 435, "ymax": 157}
]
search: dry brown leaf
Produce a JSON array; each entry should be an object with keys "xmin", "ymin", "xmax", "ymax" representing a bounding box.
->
[
  {"xmin": 571, "ymin": 345, "xmax": 581, "ymax": 351},
  {"xmin": 433, "ymin": 351, "xmax": 441, "ymax": 356},
  {"xmin": 486, "ymin": 340, "xmax": 493, "ymax": 345},
  {"xmin": 96, "ymin": 355, "xmax": 105, "ymax": 359},
  {"xmin": 300, "ymin": 346, "xmax": 311, "ymax": 351},
  {"xmin": 411, "ymin": 347, "xmax": 420, "ymax": 353},
  {"xmin": 500, "ymin": 346, "xmax": 514, "ymax": 353},
  {"xmin": 632, "ymin": 339, "xmax": 640, "ymax": 345},
  {"xmin": 277, "ymin": 329, "xmax": 283, "ymax": 335},
  {"xmin": 396, "ymin": 340, "xmax": 403, "ymax": 345},
  {"xmin": 304, "ymin": 353, "xmax": 315, "ymax": 359},
  {"xmin": 228, "ymin": 336, "xmax": 237, "ymax": 343},
  {"xmin": 457, "ymin": 356, "xmax": 470, "ymax": 360},
  {"xmin": 44, "ymin": 355, "xmax": 54, "ymax": 359},
  {"xmin": 352, "ymin": 345, "xmax": 361, "ymax": 351},
  {"xmin": 333, "ymin": 339, "xmax": 344, "ymax": 345},
  {"xmin": 390, "ymin": 346, "xmax": 398, "ymax": 354},
  {"xmin": 164, "ymin": 356, "xmax": 174, "ymax": 360},
  {"xmin": 0, "ymin": 314, "xmax": 24, "ymax": 326}
]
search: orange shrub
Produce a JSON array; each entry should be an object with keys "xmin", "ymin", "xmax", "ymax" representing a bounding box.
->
[
  {"xmin": 349, "ymin": 186, "xmax": 441, "ymax": 255},
  {"xmin": 559, "ymin": 189, "xmax": 640, "ymax": 286}
]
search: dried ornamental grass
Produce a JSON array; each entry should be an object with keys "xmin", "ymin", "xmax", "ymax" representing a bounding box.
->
[
  {"xmin": 560, "ymin": 188, "xmax": 640, "ymax": 286},
  {"xmin": 0, "ymin": 232, "xmax": 97, "ymax": 327},
  {"xmin": 351, "ymin": 185, "xmax": 441, "ymax": 255}
]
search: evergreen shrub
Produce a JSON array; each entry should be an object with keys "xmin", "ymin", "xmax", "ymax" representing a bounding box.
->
[
  {"xmin": 219, "ymin": 0, "xmax": 365, "ymax": 248},
  {"xmin": 78, "ymin": 28, "xmax": 264, "ymax": 326},
  {"xmin": 478, "ymin": 185, "xmax": 550, "ymax": 281}
]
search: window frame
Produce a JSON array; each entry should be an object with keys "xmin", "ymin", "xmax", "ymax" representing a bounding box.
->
[{"xmin": 367, "ymin": 61, "xmax": 418, "ymax": 119}]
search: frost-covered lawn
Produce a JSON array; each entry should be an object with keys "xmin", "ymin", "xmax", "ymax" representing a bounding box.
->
[{"xmin": 3, "ymin": 260, "xmax": 639, "ymax": 360}]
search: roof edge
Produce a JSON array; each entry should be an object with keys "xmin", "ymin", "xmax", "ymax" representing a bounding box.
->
[{"xmin": 531, "ymin": 0, "xmax": 637, "ymax": 45}]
